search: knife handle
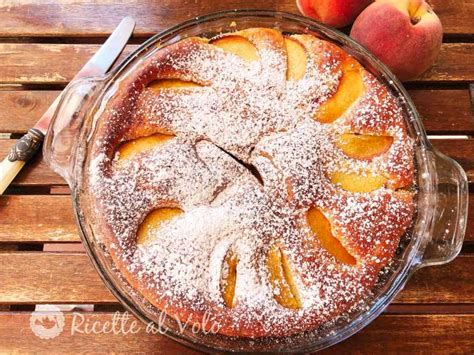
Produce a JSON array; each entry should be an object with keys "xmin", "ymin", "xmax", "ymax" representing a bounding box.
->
[{"xmin": 0, "ymin": 128, "xmax": 44, "ymax": 194}]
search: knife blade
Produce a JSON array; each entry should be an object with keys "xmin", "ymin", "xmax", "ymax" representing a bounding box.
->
[
  {"xmin": 35, "ymin": 16, "xmax": 135, "ymax": 133},
  {"xmin": 0, "ymin": 16, "xmax": 135, "ymax": 194}
]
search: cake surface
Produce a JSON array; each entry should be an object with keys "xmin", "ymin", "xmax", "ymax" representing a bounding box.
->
[{"xmin": 87, "ymin": 28, "xmax": 415, "ymax": 337}]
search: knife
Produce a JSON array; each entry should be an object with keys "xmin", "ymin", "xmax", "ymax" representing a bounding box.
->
[{"xmin": 0, "ymin": 17, "xmax": 135, "ymax": 195}]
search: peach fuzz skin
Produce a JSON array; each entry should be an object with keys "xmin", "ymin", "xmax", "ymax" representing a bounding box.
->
[
  {"xmin": 350, "ymin": 0, "xmax": 442, "ymax": 81},
  {"xmin": 297, "ymin": 0, "xmax": 372, "ymax": 28}
]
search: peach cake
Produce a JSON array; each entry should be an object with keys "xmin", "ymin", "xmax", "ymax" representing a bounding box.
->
[{"xmin": 88, "ymin": 28, "xmax": 415, "ymax": 338}]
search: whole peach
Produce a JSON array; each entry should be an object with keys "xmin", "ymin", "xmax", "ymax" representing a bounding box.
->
[
  {"xmin": 350, "ymin": 0, "xmax": 443, "ymax": 81},
  {"xmin": 297, "ymin": 0, "xmax": 373, "ymax": 28}
]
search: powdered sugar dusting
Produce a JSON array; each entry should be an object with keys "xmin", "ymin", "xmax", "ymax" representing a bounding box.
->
[{"xmin": 87, "ymin": 29, "xmax": 415, "ymax": 337}]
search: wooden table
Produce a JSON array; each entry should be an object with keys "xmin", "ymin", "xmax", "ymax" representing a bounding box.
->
[{"xmin": 0, "ymin": 1, "xmax": 473, "ymax": 353}]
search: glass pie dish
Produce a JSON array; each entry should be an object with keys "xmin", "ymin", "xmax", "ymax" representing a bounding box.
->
[{"xmin": 43, "ymin": 10, "xmax": 468, "ymax": 353}]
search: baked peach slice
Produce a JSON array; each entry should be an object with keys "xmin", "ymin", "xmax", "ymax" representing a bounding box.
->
[
  {"xmin": 315, "ymin": 56, "xmax": 365, "ymax": 123},
  {"xmin": 137, "ymin": 207, "xmax": 183, "ymax": 246},
  {"xmin": 267, "ymin": 245, "xmax": 302, "ymax": 309},
  {"xmin": 331, "ymin": 171, "xmax": 387, "ymax": 193},
  {"xmin": 220, "ymin": 250, "xmax": 238, "ymax": 308},
  {"xmin": 116, "ymin": 133, "xmax": 174, "ymax": 161},
  {"xmin": 336, "ymin": 133, "xmax": 393, "ymax": 160},
  {"xmin": 284, "ymin": 37, "xmax": 307, "ymax": 80},
  {"xmin": 306, "ymin": 207, "xmax": 356, "ymax": 265},
  {"xmin": 210, "ymin": 35, "xmax": 259, "ymax": 62},
  {"xmin": 148, "ymin": 79, "xmax": 202, "ymax": 90}
]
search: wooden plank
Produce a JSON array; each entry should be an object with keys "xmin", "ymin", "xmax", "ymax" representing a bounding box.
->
[
  {"xmin": 386, "ymin": 304, "xmax": 474, "ymax": 314},
  {"xmin": 0, "ymin": 43, "xmax": 472, "ymax": 84},
  {"xmin": 431, "ymin": 139, "xmax": 474, "ymax": 184},
  {"xmin": 0, "ymin": 313, "xmax": 472, "ymax": 353},
  {"xmin": 0, "ymin": 91, "xmax": 60, "ymax": 134},
  {"xmin": 0, "ymin": 43, "xmax": 136, "ymax": 84},
  {"xmin": 0, "ymin": 0, "xmax": 471, "ymax": 37},
  {"xmin": 429, "ymin": 0, "xmax": 474, "ymax": 37},
  {"xmin": 410, "ymin": 89, "xmax": 474, "ymax": 134},
  {"xmin": 0, "ymin": 253, "xmax": 115, "ymax": 304},
  {"xmin": 1, "ymin": 138, "xmax": 472, "ymax": 187},
  {"xmin": 0, "ymin": 253, "xmax": 472, "ymax": 304},
  {"xmin": 323, "ymin": 314, "xmax": 474, "ymax": 354},
  {"xmin": 470, "ymin": 195, "xmax": 474, "ymax": 242},
  {"xmin": 395, "ymin": 254, "xmax": 474, "ymax": 304},
  {"xmin": 0, "ymin": 195, "xmax": 78, "ymax": 243},
  {"xmin": 1, "ymin": 193, "xmax": 473, "ymax": 244},
  {"xmin": 1, "ymin": 89, "xmax": 472, "ymax": 135},
  {"xmin": 415, "ymin": 43, "xmax": 474, "ymax": 83}
]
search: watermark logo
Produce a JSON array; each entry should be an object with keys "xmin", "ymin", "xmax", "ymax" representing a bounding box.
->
[
  {"xmin": 29, "ymin": 306, "xmax": 65, "ymax": 339},
  {"xmin": 28, "ymin": 309, "xmax": 221, "ymax": 339}
]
